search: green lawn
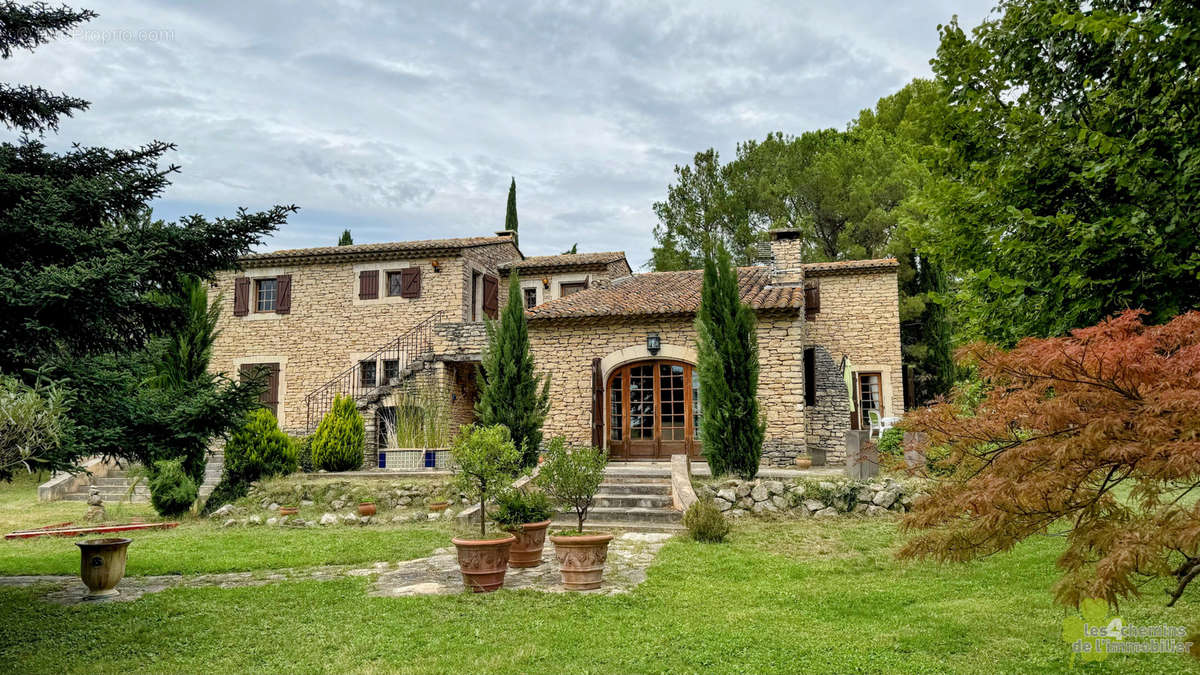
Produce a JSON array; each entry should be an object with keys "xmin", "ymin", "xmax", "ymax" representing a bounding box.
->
[{"xmin": 1, "ymin": 475, "xmax": 1196, "ymax": 674}]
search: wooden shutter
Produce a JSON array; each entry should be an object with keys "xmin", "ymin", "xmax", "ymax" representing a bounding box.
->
[
  {"xmin": 400, "ymin": 267, "xmax": 421, "ymax": 298},
  {"xmin": 482, "ymin": 274, "xmax": 499, "ymax": 318},
  {"xmin": 275, "ymin": 274, "xmax": 292, "ymax": 314},
  {"xmin": 233, "ymin": 276, "xmax": 250, "ymax": 316},
  {"xmin": 359, "ymin": 270, "xmax": 378, "ymax": 300},
  {"xmin": 804, "ymin": 279, "xmax": 821, "ymax": 316},
  {"xmin": 591, "ymin": 358, "xmax": 604, "ymax": 448}
]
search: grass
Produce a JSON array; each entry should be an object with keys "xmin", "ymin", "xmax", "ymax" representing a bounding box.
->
[{"xmin": 1, "ymin": 475, "xmax": 1197, "ymax": 674}]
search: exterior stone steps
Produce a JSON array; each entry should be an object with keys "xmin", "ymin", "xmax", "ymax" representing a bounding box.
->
[
  {"xmin": 552, "ymin": 519, "xmax": 684, "ymax": 533},
  {"xmin": 595, "ymin": 482, "xmax": 672, "ymax": 496},
  {"xmin": 592, "ymin": 493, "xmax": 673, "ymax": 509}
]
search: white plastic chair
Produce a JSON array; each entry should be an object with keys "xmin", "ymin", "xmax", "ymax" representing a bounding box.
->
[{"xmin": 867, "ymin": 409, "xmax": 885, "ymax": 438}]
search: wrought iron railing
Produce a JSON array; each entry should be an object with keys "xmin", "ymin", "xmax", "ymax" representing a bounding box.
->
[{"xmin": 304, "ymin": 311, "xmax": 443, "ymax": 431}]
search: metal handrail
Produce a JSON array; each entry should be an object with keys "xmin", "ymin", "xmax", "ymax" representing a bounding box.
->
[{"xmin": 304, "ymin": 311, "xmax": 444, "ymax": 431}]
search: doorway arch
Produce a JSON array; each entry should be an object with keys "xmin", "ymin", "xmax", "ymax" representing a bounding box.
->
[{"xmin": 606, "ymin": 359, "xmax": 702, "ymax": 460}]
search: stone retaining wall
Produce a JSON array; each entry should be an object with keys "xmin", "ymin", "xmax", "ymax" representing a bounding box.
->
[{"xmin": 694, "ymin": 475, "xmax": 924, "ymax": 518}]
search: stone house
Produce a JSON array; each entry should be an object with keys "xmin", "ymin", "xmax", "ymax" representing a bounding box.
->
[{"xmin": 209, "ymin": 228, "xmax": 902, "ymax": 467}]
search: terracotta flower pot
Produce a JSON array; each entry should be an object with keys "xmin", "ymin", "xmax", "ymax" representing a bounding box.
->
[
  {"xmin": 279, "ymin": 506, "xmax": 298, "ymax": 516},
  {"xmin": 75, "ymin": 537, "xmax": 132, "ymax": 599},
  {"xmin": 429, "ymin": 501, "xmax": 449, "ymax": 512},
  {"xmin": 549, "ymin": 533, "xmax": 614, "ymax": 591},
  {"xmin": 794, "ymin": 457, "xmax": 812, "ymax": 469},
  {"xmin": 507, "ymin": 519, "xmax": 552, "ymax": 568},
  {"xmin": 451, "ymin": 534, "xmax": 517, "ymax": 593},
  {"xmin": 358, "ymin": 502, "xmax": 376, "ymax": 516}
]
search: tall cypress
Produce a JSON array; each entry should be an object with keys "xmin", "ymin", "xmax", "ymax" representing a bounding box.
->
[
  {"xmin": 475, "ymin": 273, "xmax": 550, "ymax": 468},
  {"xmin": 504, "ymin": 178, "xmax": 518, "ymax": 233},
  {"xmin": 338, "ymin": 229, "xmax": 353, "ymax": 246},
  {"xmin": 696, "ymin": 245, "xmax": 764, "ymax": 479}
]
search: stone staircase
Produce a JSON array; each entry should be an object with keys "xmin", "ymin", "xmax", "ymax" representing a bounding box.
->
[
  {"xmin": 551, "ymin": 464, "xmax": 683, "ymax": 532},
  {"xmin": 59, "ymin": 451, "xmax": 224, "ymax": 504}
]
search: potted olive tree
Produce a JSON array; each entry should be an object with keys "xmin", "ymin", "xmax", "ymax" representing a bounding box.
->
[
  {"xmin": 492, "ymin": 489, "xmax": 555, "ymax": 568},
  {"xmin": 537, "ymin": 438, "xmax": 611, "ymax": 590},
  {"xmin": 449, "ymin": 425, "xmax": 521, "ymax": 592}
]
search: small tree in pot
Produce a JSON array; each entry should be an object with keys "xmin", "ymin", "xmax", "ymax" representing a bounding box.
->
[
  {"xmin": 492, "ymin": 489, "xmax": 555, "ymax": 568},
  {"xmin": 449, "ymin": 424, "xmax": 521, "ymax": 592},
  {"xmin": 537, "ymin": 438, "xmax": 611, "ymax": 590}
]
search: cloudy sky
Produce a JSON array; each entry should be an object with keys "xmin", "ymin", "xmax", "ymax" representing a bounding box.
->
[{"xmin": 11, "ymin": 0, "xmax": 995, "ymax": 267}]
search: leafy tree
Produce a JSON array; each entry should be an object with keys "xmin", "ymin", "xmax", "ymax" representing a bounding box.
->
[
  {"xmin": 562, "ymin": 243, "xmax": 577, "ymax": 255},
  {"xmin": 0, "ymin": 371, "xmax": 71, "ymax": 480},
  {"xmin": 504, "ymin": 177, "xmax": 518, "ymax": 233},
  {"xmin": 901, "ymin": 310, "xmax": 1200, "ymax": 608},
  {"xmin": 921, "ymin": 0, "xmax": 1200, "ymax": 344},
  {"xmin": 536, "ymin": 437, "xmax": 606, "ymax": 533},
  {"xmin": 451, "ymin": 424, "xmax": 522, "ymax": 537},
  {"xmin": 475, "ymin": 272, "xmax": 550, "ymax": 468},
  {"xmin": 148, "ymin": 458, "xmax": 197, "ymax": 517},
  {"xmin": 311, "ymin": 394, "xmax": 365, "ymax": 471},
  {"xmin": 337, "ymin": 229, "xmax": 353, "ymax": 246},
  {"xmin": 696, "ymin": 245, "xmax": 764, "ymax": 479},
  {"xmin": 0, "ymin": 3, "xmax": 294, "ymax": 474}
]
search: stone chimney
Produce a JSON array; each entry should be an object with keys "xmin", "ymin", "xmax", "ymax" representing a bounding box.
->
[
  {"xmin": 767, "ymin": 228, "xmax": 804, "ymax": 285},
  {"xmin": 494, "ymin": 229, "xmax": 518, "ymax": 247}
]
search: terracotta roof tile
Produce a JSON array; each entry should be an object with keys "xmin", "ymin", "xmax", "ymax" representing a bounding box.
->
[
  {"xmin": 802, "ymin": 258, "xmax": 899, "ymax": 275},
  {"xmin": 240, "ymin": 235, "xmax": 514, "ymax": 266},
  {"xmin": 526, "ymin": 267, "xmax": 802, "ymax": 320},
  {"xmin": 498, "ymin": 251, "xmax": 627, "ymax": 273}
]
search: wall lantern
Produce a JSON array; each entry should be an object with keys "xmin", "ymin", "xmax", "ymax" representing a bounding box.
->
[
  {"xmin": 431, "ymin": 259, "xmax": 442, "ymax": 272},
  {"xmin": 646, "ymin": 332, "xmax": 661, "ymax": 355},
  {"xmin": 541, "ymin": 277, "xmax": 551, "ymax": 289}
]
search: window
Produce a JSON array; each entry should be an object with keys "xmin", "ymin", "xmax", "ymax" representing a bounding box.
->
[
  {"xmin": 804, "ymin": 279, "xmax": 821, "ymax": 317},
  {"xmin": 692, "ymin": 370, "xmax": 701, "ymax": 440},
  {"xmin": 610, "ymin": 373, "xmax": 623, "ymax": 441},
  {"xmin": 360, "ymin": 360, "xmax": 377, "ymax": 388},
  {"xmin": 803, "ymin": 348, "xmax": 816, "ymax": 406},
  {"xmin": 383, "ymin": 359, "xmax": 400, "ymax": 383},
  {"xmin": 255, "ymin": 278, "xmax": 277, "ymax": 312},
  {"xmin": 524, "ymin": 287, "xmax": 537, "ymax": 309},
  {"xmin": 560, "ymin": 281, "xmax": 587, "ymax": 297},
  {"xmin": 387, "ymin": 268, "xmax": 421, "ymax": 298},
  {"xmin": 388, "ymin": 271, "xmax": 405, "ymax": 297},
  {"xmin": 606, "ymin": 360, "xmax": 701, "ymax": 459},
  {"xmin": 857, "ymin": 372, "xmax": 882, "ymax": 427}
]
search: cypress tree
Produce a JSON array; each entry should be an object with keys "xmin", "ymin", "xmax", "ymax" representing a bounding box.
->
[
  {"xmin": 504, "ymin": 178, "xmax": 518, "ymax": 233},
  {"xmin": 696, "ymin": 245, "xmax": 764, "ymax": 479},
  {"xmin": 338, "ymin": 229, "xmax": 353, "ymax": 246},
  {"xmin": 475, "ymin": 273, "xmax": 550, "ymax": 468},
  {"xmin": 311, "ymin": 394, "xmax": 365, "ymax": 471}
]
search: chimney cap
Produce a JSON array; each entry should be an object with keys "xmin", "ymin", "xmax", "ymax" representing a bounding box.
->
[
  {"xmin": 495, "ymin": 230, "xmax": 515, "ymax": 238},
  {"xmin": 768, "ymin": 228, "xmax": 802, "ymax": 241}
]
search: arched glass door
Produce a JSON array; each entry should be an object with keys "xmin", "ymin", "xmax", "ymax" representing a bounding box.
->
[{"xmin": 606, "ymin": 360, "xmax": 701, "ymax": 460}]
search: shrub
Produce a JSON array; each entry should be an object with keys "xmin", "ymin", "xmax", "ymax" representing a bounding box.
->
[
  {"xmin": 201, "ymin": 408, "xmax": 297, "ymax": 514},
  {"xmin": 291, "ymin": 434, "xmax": 314, "ymax": 472},
  {"xmin": 491, "ymin": 489, "xmax": 554, "ymax": 531},
  {"xmin": 536, "ymin": 438, "xmax": 607, "ymax": 533},
  {"xmin": 876, "ymin": 427, "xmax": 904, "ymax": 458},
  {"xmin": 311, "ymin": 394, "xmax": 364, "ymax": 472},
  {"xmin": 0, "ymin": 372, "xmax": 73, "ymax": 481},
  {"xmin": 683, "ymin": 498, "xmax": 731, "ymax": 543},
  {"xmin": 451, "ymin": 424, "xmax": 522, "ymax": 538},
  {"xmin": 149, "ymin": 459, "xmax": 198, "ymax": 517}
]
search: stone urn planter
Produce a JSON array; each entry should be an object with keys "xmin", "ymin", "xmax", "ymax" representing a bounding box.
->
[
  {"xmin": 450, "ymin": 534, "xmax": 517, "ymax": 592},
  {"xmin": 75, "ymin": 537, "xmax": 132, "ymax": 599},
  {"xmin": 506, "ymin": 519, "xmax": 552, "ymax": 568},
  {"xmin": 549, "ymin": 533, "xmax": 613, "ymax": 591},
  {"xmin": 794, "ymin": 455, "xmax": 812, "ymax": 469},
  {"xmin": 357, "ymin": 501, "xmax": 376, "ymax": 517}
]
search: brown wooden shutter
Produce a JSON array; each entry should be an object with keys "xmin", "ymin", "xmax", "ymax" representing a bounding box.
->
[
  {"xmin": 233, "ymin": 277, "xmax": 250, "ymax": 316},
  {"xmin": 482, "ymin": 274, "xmax": 499, "ymax": 318},
  {"xmin": 804, "ymin": 279, "xmax": 821, "ymax": 316},
  {"xmin": 591, "ymin": 358, "xmax": 604, "ymax": 448},
  {"xmin": 240, "ymin": 363, "xmax": 281, "ymax": 420},
  {"xmin": 359, "ymin": 270, "xmax": 378, "ymax": 300},
  {"xmin": 400, "ymin": 267, "xmax": 421, "ymax": 298},
  {"xmin": 275, "ymin": 274, "xmax": 292, "ymax": 314}
]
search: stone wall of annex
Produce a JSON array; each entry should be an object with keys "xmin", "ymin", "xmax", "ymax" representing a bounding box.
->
[{"xmin": 527, "ymin": 312, "xmax": 807, "ymax": 466}]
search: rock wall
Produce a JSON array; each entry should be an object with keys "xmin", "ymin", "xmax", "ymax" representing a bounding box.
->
[{"xmin": 694, "ymin": 476, "xmax": 923, "ymax": 518}]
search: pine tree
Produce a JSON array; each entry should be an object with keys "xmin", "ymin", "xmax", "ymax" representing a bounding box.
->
[
  {"xmin": 695, "ymin": 245, "xmax": 764, "ymax": 479},
  {"xmin": 504, "ymin": 178, "xmax": 518, "ymax": 233},
  {"xmin": 338, "ymin": 229, "xmax": 353, "ymax": 246},
  {"xmin": 475, "ymin": 273, "xmax": 550, "ymax": 468}
]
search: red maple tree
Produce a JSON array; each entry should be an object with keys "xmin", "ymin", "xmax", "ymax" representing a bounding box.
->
[{"xmin": 900, "ymin": 310, "xmax": 1200, "ymax": 607}]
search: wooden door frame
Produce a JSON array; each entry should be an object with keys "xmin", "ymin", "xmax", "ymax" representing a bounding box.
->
[
  {"xmin": 850, "ymin": 371, "xmax": 883, "ymax": 430},
  {"xmin": 606, "ymin": 359, "xmax": 701, "ymax": 461}
]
